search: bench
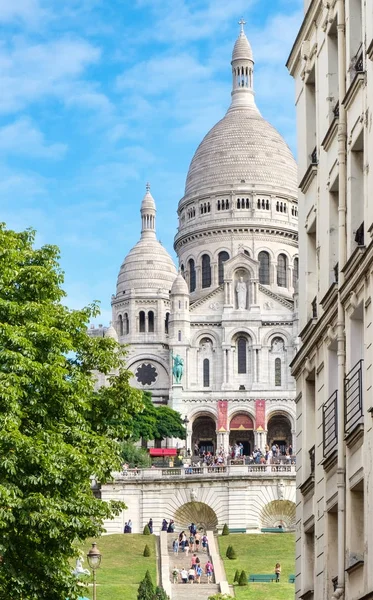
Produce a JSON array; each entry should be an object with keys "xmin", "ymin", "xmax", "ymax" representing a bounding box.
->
[
  {"xmin": 260, "ymin": 527, "xmax": 285, "ymax": 533},
  {"xmin": 289, "ymin": 574, "xmax": 296, "ymax": 583},
  {"xmin": 229, "ymin": 528, "xmax": 246, "ymax": 533},
  {"xmin": 248, "ymin": 574, "xmax": 277, "ymax": 582}
]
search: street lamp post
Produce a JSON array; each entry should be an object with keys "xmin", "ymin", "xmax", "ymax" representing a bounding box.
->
[
  {"xmin": 183, "ymin": 416, "xmax": 189, "ymax": 455},
  {"xmin": 87, "ymin": 542, "xmax": 102, "ymax": 600}
]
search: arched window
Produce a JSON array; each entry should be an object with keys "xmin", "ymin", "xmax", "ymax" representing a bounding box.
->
[
  {"xmin": 139, "ymin": 311, "xmax": 145, "ymax": 333},
  {"xmin": 258, "ymin": 251, "xmax": 270, "ymax": 284},
  {"xmin": 124, "ymin": 313, "xmax": 129, "ymax": 335},
  {"xmin": 148, "ymin": 311, "xmax": 154, "ymax": 333},
  {"xmin": 189, "ymin": 258, "xmax": 196, "ymax": 292},
  {"xmin": 237, "ymin": 198, "xmax": 241, "ymax": 209},
  {"xmin": 201, "ymin": 254, "xmax": 211, "ymax": 288},
  {"xmin": 218, "ymin": 251, "xmax": 230, "ymax": 285},
  {"xmin": 203, "ymin": 358, "xmax": 210, "ymax": 387},
  {"xmin": 118, "ymin": 314, "xmax": 123, "ymax": 336},
  {"xmin": 178, "ymin": 330, "xmax": 182, "ymax": 341},
  {"xmin": 293, "ymin": 257, "xmax": 299, "ymax": 289},
  {"xmin": 237, "ymin": 337, "xmax": 247, "ymax": 374},
  {"xmin": 275, "ymin": 358, "xmax": 282, "ymax": 386},
  {"xmin": 277, "ymin": 254, "xmax": 288, "ymax": 287},
  {"xmin": 165, "ymin": 312, "xmax": 169, "ymax": 335}
]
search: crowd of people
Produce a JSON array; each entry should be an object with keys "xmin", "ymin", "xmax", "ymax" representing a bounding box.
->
[
  {"xmin": 171, "ymin": 522, "xmax": 213, "ymax": 584},
  {"xmin": 190, "ymin": 442, "xmax": 295, "ymax": 468},
  {"xmin": 172, "ymin": 559, "xmax": 214, "ymax": 584}
]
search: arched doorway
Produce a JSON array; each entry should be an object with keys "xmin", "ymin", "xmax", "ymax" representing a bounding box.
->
[
  {"xmin": 192, "ymin": 415, "xmax": 216, "ymax": 454},
  {"xmin": 229, "ymin": 412, "xmax": 254, "ymax": 455},
  {"xmin": 267, "ymin": 414, "xmax": 292, "ymax": 454},
  {"xmin": 174, "ymin": 502, "xmax": 218, "ymax": 532}
]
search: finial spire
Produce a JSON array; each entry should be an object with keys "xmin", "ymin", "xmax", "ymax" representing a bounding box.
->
[
  {"xmin": 238, "ymin": 17, "xmax": 246, "ymax": 34},
  {"xmin": 146, "ymin": 182, "xmax": 151, "ymax": 192},
  {"xmin": 140, "ymin": 183, "xmax": 156, "ymax": 239}
]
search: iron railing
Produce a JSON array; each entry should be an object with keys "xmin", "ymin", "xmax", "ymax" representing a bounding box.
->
[
  {"xmin": 311, "ymin": 147, "xmax": 318, "ymax": 164},
  {"xmin": 355, "ymin": 50, "xmax": 364, "ymax": 73},
  {"xmin": 311, "ymin": 296, "xmax": 318, "ymax": 318},
  {"xmin": 355, "ymin": 221, "xmax": 364, "ymax": 246},
  {"xmin": 344, "ymin": 360, "xmax": 364, "ymax": 435},
  {"xmin": 333, "ymin": 102, "xmax": 339, "ymax": 118},
  {"xmin": 323, "ymin": 390, "xmax": 338, "ymax": 458}
]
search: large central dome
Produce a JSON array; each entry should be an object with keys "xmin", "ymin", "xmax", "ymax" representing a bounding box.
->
[
  {"xmin": 183, "ymin": 26, "xmax": 297, "ymax": 200},
  {"xmin": 185, "ymin": 107, "xmax": 297, "ymax": 198}
]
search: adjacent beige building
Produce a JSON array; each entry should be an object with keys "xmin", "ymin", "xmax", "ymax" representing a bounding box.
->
[{"xmin": 287, "ymin": 0, "xmax": 373, "ymax": 598}]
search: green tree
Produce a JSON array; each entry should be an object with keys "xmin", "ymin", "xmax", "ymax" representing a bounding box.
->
[
  {"xmin": 226, "ymin": 546, "xmax": 237, "ymax": 559},
  {"xmin": 0, "ymin": 225, "xmax": 144, "ymax": 600},
  {"xmin": 120, "ymin": 441, "xmax": 151, "ymax": 468},
  {"xmin": 128, "ymin": 392, "xmax": 185, "ymax": 444},
  {"xmin": 221, "ymin": 523, "xmax": 229, "ymax": 536},
  {"xmin": 238, "ymin": 570, "xmax": 248, "ymax": 586},
  {"xmin": 143, "ymin": 524, "xmax": 151, "ymax": 535},
  {"xmin": 137, "ymin": 570, "xmax": 154, "ymax": 600},
  {"xmin": 234, "ymin": 569, "xmax": 240, "ymax": 583},
  {"xmin": 143, "ymin": 544, "xmax": 151, "ymax": 557},
  {"xmin": 153, "ymin": 587, "xmax": 169, "ymax": 600}
]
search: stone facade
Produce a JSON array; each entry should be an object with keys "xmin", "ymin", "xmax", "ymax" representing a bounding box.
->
[
  {"xmin": 92, "ymin": 26, "xmax": 299, "ymax": 486},
  {"xmin": 287, "ymin": 1, "xmax": 373, "ymax": 599}
]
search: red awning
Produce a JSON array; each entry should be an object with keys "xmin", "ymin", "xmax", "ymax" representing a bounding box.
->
[{"xmin": 149, "ymin": 448, "xmax": 177, "ymax": 457}]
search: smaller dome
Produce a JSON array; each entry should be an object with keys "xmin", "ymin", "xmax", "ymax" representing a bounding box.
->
[
  {"xmin": 105, "ymin": 323, "xmax": 118, "ymax": 341},
  {"xmin": 171, "ymin": 273, "xmax": 189, "ymax": 296},
  {"xmin": 141, "ymin": 183, "xmax": 155, "ymax": 211},
  {"xmin": 232, "ymin": 31, "xmax": 253, "ymax": 62}
]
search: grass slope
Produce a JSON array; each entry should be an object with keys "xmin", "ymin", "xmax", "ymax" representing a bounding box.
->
[
  {"xmin": 219, "ymin": 533, "xmax": 295, "ymax": 600},
  {"xmin": 77, "ymin": 534, "xmax": 157, "ymax": 600}
]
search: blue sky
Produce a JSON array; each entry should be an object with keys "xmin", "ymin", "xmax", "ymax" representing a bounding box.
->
[{"xmin": 0, "ymin": 0, "xmax": 303, "ymax": 325}]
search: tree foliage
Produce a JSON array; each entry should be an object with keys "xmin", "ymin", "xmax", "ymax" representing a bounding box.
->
[
  {"xmin": 143, "ymin": 544, "xmax": 151, "ymax": 557},
  {"xmin": 221, "ymin": 523, "xmax": 229, "ymax": 536},
  {"xmin": 128, "ymin": 392, "xmax": 185, "ymax": 442},
  {"xmin": 120, "ymin": 441, "xmax": 151, "ymax": 468},
  {"xmin": 0, "ymin": 225, "xmax": 144, "ymax": 600},
  {"xmin": 238, "ymin": 570, "xmax": 248, "ymax": 586}
]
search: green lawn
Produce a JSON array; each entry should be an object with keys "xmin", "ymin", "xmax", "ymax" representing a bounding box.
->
[
  {"xmin": 218, "ymin": 533, "xmax": 295, "ymax": 600},
  {"xmin": 76, "ymin": 534, "xmax": 157, "ymax": 600}
]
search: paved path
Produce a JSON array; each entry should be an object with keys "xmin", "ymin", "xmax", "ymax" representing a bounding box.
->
[{"xmin": 167, "ymin": 534, "xmax": 220, "ymax": 599}]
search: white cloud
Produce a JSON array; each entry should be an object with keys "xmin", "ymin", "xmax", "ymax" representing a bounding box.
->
[
  {"xmin": 0, "ymin": 37, "xmax": 101, "ymax": 114},
  {"xmin": 0, "ymin": 117, "xmax": 67, "ymax": 159},
  {"xmin": 0, "ymin": 0, "xmax": 46, "ymax": 26}
]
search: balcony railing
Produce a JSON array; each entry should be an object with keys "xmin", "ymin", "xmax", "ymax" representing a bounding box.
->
[
  {"xmin": 333, "ymin": 102, "xmax": 339, "ymax": 118},
  {"xmin": 311, "ymin": 296, "xmax": 318, "ymax": 319},
  {"xmin": 354, "ymin": 221, "xmax": 364, "ymax": 246},
  {"xmin": 323, "ymin": 390, "xmax": 338, "ymax": 458},
  {"xmin": 355, "ymin": 49, "xmax": 364, "ymax": 73},
  {"xmin": 345, "ymin": 360, "xmax": 364, "ymax": 435},
  {"xmin": 311, "ymin": 147, "xmax": 318, "ymax": 165}
]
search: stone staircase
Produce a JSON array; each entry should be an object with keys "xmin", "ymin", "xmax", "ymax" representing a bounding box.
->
[{"xmin": 167, "ymin": 535, "xmax": 220, "ymax": 599}]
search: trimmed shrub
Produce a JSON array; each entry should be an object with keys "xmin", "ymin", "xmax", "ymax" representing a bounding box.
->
[
  {"xmin": 143, "ymin": 544, "xmax": 151, "ymax": 557},
  {"xmin": 238, "ymin": 570, "xmax": 248, "ymax": 586},
  {"xmin": 137, "ymin": 570, "xmax": 154, "ymax": 600},
  {"xmin": 226, "ymin": 545, "xmax": 237, "ymax": 559},
  {"xmin": 234, "ymin": 569, "xmax": 240, "ymax": 583},
  {"xmin": 153, "ymin": 587, "xmax": 170, "ymax": 599},
  {"xmin": 221, "ymin": 523, "xmax": 229, "ymax": 536},
  {"xmin": 143, "ymin": 524, "xmax": 151, "ymax": 535}
]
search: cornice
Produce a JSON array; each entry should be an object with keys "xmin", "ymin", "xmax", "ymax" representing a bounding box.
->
[
  {"xmin": 258, "ymin": 284, "xmax": 294, "ymax": 310},
  {"xmin": 174, "ymin": 225, "xmax": 298, "ymax": 252},
  {"xmin": 190, "ymin": 285, "xmax": 224, "ymax": 311},
  {"xmin": 286, "ymin": 0, "xmax": 323, "ymax": 75},
  {"xmin": 342, "ymin": 72, "xmax": 366, "ymax": 111},
  {"xmin": 299, "ymin": 164, "xmax": 317, "ymax": 194},
  {"xmin": 321, "ymin": 117, "xmax": 338, "ymax": 151}
]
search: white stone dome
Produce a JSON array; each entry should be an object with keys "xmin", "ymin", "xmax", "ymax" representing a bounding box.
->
[
  {"xmin": 116, "ymin": 238, "xmax": 177, "ymax": 295},
  {"xmin": 171, "ymin": 272, "xmax": 189, "ymax": 295},
  {"xmin": 232, "ymin": 31, "xmax": 253, "ymax": 61},
  {"xmin": 184, "ymin": 106, "xmax": 297, "ymax": 198},
  {"xmin": 105, "ymin": 323, "xmax": 118, "ymax": 340}
]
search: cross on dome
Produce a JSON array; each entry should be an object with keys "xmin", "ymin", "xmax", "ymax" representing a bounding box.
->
[
  {"xmin": 146, "ymin": 182, "xmax": 151, "ymax": 192},
  {"xmin": 238, "ymin": 18, "xmax": 246, "ymax": 33},
  {"xmin": 140, "ymin": 182, "xmax": 156, "ymax": 239}
]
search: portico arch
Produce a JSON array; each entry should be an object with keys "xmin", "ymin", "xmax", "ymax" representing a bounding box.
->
[
  {"xmin": 174, "ymin": 501, "xmax": 218, "ymax": 532},
  {"xmin": 260, "ymin": 500, "xmax": 296, "ymax": 530},
  {"xmin": 192, "ymin": 414, "xmax": 217, "ymax": 455},
  {"xmin": 267, "ymin": 413, "xmax": 292, "ymax": 454},
  {"xmin": 229, "ymin": 412, "xmax": 255, "ymax": 456}
]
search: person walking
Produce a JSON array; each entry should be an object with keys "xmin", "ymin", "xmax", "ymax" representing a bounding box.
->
[
  {"xmin": 195, "ymin": 563, "xmax": 202, "ymax": 583},
  {"xmin": 205, "ymin": 560, "xmax": 214, "ymax": 583},
  {"xmin": 148, "ymin": 518, "xmax": 153, "ymax": 534},
  {"xmin": 180, "ymin": 568, "xmax": 188, "ymax": 584},
  {"xmin": 173, "ymin": 538, "xmax": 179, "ymax": 554},
  {"xmin": 275, "ymin": 562, "xmax": 281, "ymax": 582},
  {"xmin": 201, "ymin": 533, "xmax": 208, "ymax": 552},
  {"xmin": 188, "ymin": 567, "xmax": 195, "ymax": 583},
  {"xmin": 189, "ymin": 532, "xmax": 195, "ymax": 551},
  {"xmin": 195, "ymin": 531, "xmax": 200, "ymax": 551},
  {"xmin": 172, "ymin": 566, "xmax": 179, "ymax": 583},
  {"xmin": 184, "ymin": 538, "xmax": 190, "ymax": 556}
]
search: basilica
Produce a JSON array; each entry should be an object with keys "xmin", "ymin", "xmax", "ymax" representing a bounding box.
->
[{"xmin": 93, "ymin": 24, "xmax": 299, "ymax": 457}]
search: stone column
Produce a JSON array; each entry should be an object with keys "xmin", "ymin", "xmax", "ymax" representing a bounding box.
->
[{"xmin": 291, "ymin": 429, "xmax": 296, "ymax": 452}]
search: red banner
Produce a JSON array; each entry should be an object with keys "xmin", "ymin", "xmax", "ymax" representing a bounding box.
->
[
  {"xmin": 217, "ymin": 400, "xmax": 228, "ymax": 432},
  {"xmin": 255, "ymin": 399, "xmax": 266, "ymax": 431}
]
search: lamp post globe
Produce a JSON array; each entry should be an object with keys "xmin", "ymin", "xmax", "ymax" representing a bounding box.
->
[{"xmin": 87, "ymin": 542, "xmax": 101, "ymax": 600}]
